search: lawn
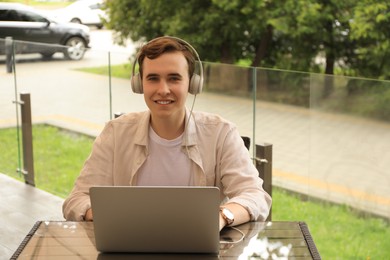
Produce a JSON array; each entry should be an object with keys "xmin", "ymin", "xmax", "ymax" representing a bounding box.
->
[
  {"xmin": 3, "ymin": 0, "xmax": 69, "ymax": 9},
  {"xmin": 1, "ymin": 125, "xmax": 389, "ymax": 259},
  {"xmin": 0, "ymin": 125, "xmax": 92, "ymax": 197},
  {"xmin": 76, "ymin": 63, "xmax": 132, "ymax": 79}
]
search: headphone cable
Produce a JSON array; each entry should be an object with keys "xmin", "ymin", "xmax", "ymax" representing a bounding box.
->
[{"xmin": 184, "ymin": 93, "xmax": 197, "ymax": 156}]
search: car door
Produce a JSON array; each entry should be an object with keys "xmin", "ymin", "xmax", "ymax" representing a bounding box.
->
[
  {"xmin": 0, "ymin": 8, "xmax": 32, "ymax": 54},
  {"xmin": 1, "ymin": 7, "xmax": 55, "ymax": 53},
  {"xmin": 0, "ymin": 9, "xmax": 26, "ymax": 40},
  {"xmin": 15, "ymin": 9, "xmax": 54, "ymax": 43}
]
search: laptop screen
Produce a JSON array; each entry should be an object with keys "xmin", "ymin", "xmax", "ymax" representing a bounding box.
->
[{"xmin": 90, "ymin": 186, "xmax": 220, "ymax": 254}]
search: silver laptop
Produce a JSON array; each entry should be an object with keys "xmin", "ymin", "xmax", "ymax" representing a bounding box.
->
[{"xmin": 90, "ymin": 186, "xmax": 220, "ymax": 254}]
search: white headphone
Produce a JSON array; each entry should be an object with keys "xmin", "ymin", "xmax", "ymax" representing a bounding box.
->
[{"xmin": 130, "ymin": 36, "xmax": 204, "ymax": 95}]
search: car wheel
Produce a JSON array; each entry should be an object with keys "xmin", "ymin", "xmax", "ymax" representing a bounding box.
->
[
  {"xmin": 40, "ymin": 52, "xmax": 55, "ymax": 60},
  {"xmin": 63, "ymin": 37, "xmax": 87, "ymax": 60},
  {"xmin": 70, "ymin": 18, "xmax": 82, "ymax": 24}
]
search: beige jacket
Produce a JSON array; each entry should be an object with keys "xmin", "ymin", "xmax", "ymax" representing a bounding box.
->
[{"xmin": 63, "ymin": 110, "xmax": 272, "ymax": 221}]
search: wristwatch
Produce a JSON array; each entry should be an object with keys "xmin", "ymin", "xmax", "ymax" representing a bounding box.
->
[{"xmin": 220, "ymin": 207, "xmax": 234, "ymax": 226}]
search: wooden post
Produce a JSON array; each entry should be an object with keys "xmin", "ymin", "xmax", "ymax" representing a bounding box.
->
[
  {"xmin": 20, "ymin": 93, "xmax": 35, "ymax": 186},
  {"xmin": 255, "ymin": 143, "xmax": 272, "ymax": 221},
  {"xmin": 114, "ymin": 112, "xmax": 124, "ymax": 118}
]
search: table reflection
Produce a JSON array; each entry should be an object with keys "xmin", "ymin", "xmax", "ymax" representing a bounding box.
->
[{"xmin": 14, "ymin": 221, "xmax": 319, "ymax": 259}]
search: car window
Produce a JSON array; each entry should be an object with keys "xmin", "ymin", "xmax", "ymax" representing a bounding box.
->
[
  {"xmin": 0, "ymin": 8, "xmax": 47, "ymax": 22},
  {"xmin": 89, "ymin": 3, "xmax": 102, "ymax": 10},
  {"xmin": 0, "ymin": 10, "xmax": 20, "ymax": 21},
  {"xmin": 18, "ymin": 10, "xmax": 47, "ymax": 22}
]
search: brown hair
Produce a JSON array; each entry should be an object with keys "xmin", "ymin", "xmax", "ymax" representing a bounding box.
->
[{"xmin": 137, "ymin": 36, "xmax": 196, "ymax": 79}]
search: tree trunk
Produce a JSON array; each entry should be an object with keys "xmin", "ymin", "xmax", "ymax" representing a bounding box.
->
[
  {"xmin": 220, "ymin": 41, "xmax": 233, "ymax": 64},
  {"xmin": 251, "ymin": 25, "xmax": 273, "ymax": 67},
  {"xmin": 323, "ymin": 20, "xmax": 335, "ymax": 98}
]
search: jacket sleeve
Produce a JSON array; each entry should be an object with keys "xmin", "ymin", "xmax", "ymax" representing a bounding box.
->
[
  {"xmin": 218, "ymin": 127, "xmax": 272, "ymax": 221},
  {"xmin": 62, "ymin": 123, "xmax": 115, "ymax": 221}
]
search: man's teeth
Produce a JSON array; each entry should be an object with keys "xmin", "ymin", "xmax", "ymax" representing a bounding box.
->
[{"xmin": 157, "ymin": 101, "xmax": 171, "ymax": 104}]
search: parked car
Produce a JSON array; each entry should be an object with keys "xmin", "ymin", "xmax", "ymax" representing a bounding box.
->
[
  {"xmin": 0, "ymin": 2, "xmax": 90, "ymax": 60},
  {"xmin": 51, "ymin": 0, "xmax": 107, "ymax": 29}
]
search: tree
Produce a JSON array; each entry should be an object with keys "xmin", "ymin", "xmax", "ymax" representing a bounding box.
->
[
  {"xmin": 104, "ymin": 0, "xmax": 389, "ymax": 80},
  {"xmin": 349, "ymin": 1, "xmax": 390, "ymax": 79},
  {"xmin": 105, "ymin": 0, "xmax": 274, "ymax": 64}
]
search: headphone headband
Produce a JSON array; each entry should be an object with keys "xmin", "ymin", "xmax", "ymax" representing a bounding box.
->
[{"xmin": 130, "ymin": 36, "xmax": 204, "ymax": 95}]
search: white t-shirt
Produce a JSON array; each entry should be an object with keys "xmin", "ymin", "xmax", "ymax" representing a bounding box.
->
[{"xmin": 136, "ymin": 127, "xmax": 193, "ymax": 186}]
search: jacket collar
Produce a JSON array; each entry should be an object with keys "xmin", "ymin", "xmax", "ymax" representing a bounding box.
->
[
  {"xmin": 133, "ymin": 109, "xmax": 198, "ymax": 147},
  {"xmin": 183, "ymin": 108, "xmax": 197, "ymax": 147},
  {"xmin": 134, "ymin": 111, "xmax": 151, "ymax": 147}
]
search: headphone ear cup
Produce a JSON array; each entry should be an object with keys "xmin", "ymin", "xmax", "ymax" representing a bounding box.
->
[
  {"xmin": 131, "ymin": 73, "xmax": 143, "ymax": 94},
  {"xmin": 189, "ymin": 74, "xmax": 202, "ymax": 94}
]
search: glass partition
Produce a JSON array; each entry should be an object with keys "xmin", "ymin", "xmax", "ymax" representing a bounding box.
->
[
  {"xmin": 0, "ymin": 39, "xmax": 138, "ymax": 194},
  {"xmin": 201, "ymin": 62, "xmax": 255, "ymax": 148},
  {"xmin": 0, "ymin": 38, "xmax": 22, "ymax": 182},
  {"xmin": 309, "ymin": 74, "xmax": 390, "ymax": 218},
  {"xmin": 254, "ymin": 68, "xmax": 311, "ymax": 197},
  {"xmin": 2, "ymin": 38, "xmax": 390, "ymax": 213},
  {"xmin": 1, "ymin": 36, "xmax": 390, "ymax": 258}
]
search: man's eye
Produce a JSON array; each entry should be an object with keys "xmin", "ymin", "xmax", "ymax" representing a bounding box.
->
[
  {"xmin": 169, "ymin": 77, "xmax": 181, "ymax": 82},
  {"xmin": 147, "ymin": 76, "xmax": 158, "ymax": 81}
]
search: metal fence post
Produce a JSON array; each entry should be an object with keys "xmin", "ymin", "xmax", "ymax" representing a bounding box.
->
[
  {"xmin": 20, "ymin": 93, "xmax": 35, "ymax": 186},
  {"xmin": 5, "ymin": 36, "xmax": 13, "ymax": 73},
  {"xmin": 255, "ymin": 143, "xmax": 273, "ymax": 221}
]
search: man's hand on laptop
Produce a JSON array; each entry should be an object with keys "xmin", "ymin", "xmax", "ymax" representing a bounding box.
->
[
  {"xmin": 85, "ymin": 208, "xmax": 93, "ymax": 221},
  {"xmin": 219, "ymin": 212, "xmax": 228, "ymax": 231}
]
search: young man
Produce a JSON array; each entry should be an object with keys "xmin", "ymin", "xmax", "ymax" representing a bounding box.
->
[{"xmin": 62, "ymin": 36, "xmax": 272, "ymax": 231}]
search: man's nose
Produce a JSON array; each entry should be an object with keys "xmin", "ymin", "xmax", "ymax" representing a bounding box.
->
[{"xmin": 157, "ymin": 80, "xmax": 170, "ymax": 94}]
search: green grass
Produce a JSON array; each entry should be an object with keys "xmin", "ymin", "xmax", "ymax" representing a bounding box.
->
[
  {"xmin": 3, "ymin": 0, "xmax": 70, "ymax": 9},
  {"xmin": 1, "ymin": 125, "xmax": 389, "ymax": 259},
  {"xmin": 76, "ymin": 63, "xmax": 132, "ymax": 79},
  {"xmin": 272, "ymin": 188, "xmax": 390, "ymax": 259},
  {"xmin": 0, "ymin": 125, "xmax": 92, "ymax": 197}
]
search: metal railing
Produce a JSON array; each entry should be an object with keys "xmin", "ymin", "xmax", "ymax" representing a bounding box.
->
[{"xmin": 1, "ymin": 38, "xmax": 390, "ymax": 222}]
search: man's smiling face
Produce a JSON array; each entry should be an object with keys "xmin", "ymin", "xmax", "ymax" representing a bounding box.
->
[{"xmin": 142, "ymin": 51, "xmax": 190, "ymax": 122}]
